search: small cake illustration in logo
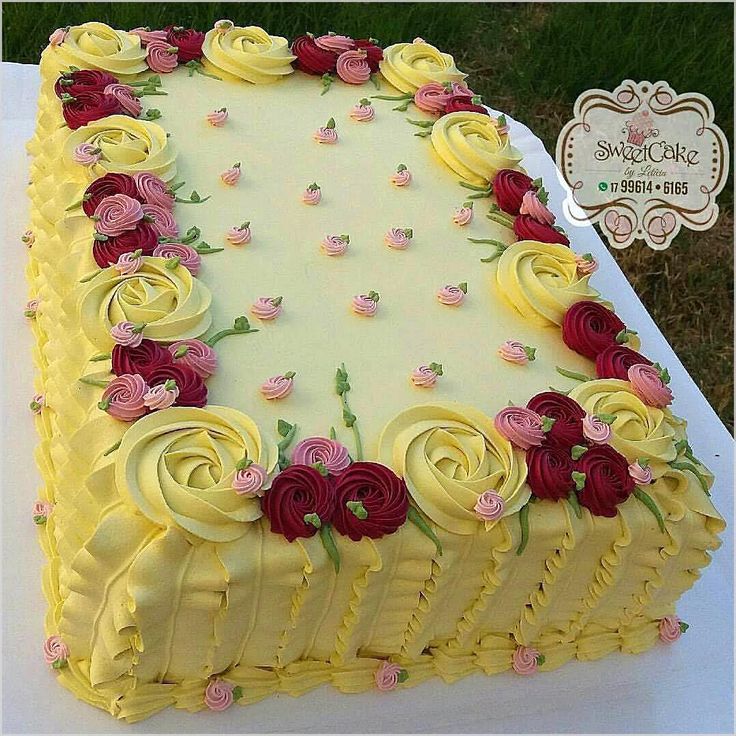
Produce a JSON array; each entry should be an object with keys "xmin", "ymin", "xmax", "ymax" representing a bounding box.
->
[{"xmin": 623, "ymin": 109, "xmax": 658, "ymax": 147}]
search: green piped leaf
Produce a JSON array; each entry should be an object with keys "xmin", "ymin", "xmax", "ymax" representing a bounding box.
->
[
  {"xmin": 397, "ymin": 669, "xmax": 409, "ymax": 683},
  {"xmin": 304, "ymin": 512, "xmax": 322, "ymax": 529},
  {"xmin": 319, "ymin": 524, "xmax": 340, "ymax": 572},
  {"xmin": 596, "ymin": 412, "xmax": 616, "ymax": 425},
  {"xmin": 516, "ymin": 502, "xmax": 530, "ymax": 555},
  {"xmin": 540, "ymin": 415, "xmax": 556, "ymax": 433},
  {"xmin": 347, "ymin": 500, "xmax": 368, "ymax": 520},
  {"xmin": 571, "ymin": 445, "xmax": 588, "ymax": 461},
  {"xmin": 633, "ymin": 487, "xmax": 666, "ymax": 532},
  {"xmin": 277, "ymin": 419, "xmax": 293, "ymax": 438},
  {"xmin": 407, "ymin": 506, "xmax": 442, "ymax": 556},
  {"xmin": 679, "ymin": 621, "xmax": 689, "ymax": 633},
  {"xmin": 102, "ymin": 439, "xmax": 121, "ymax": 457},
  {"xmin": 572, "ymin": 471, "xmax": 586, "ymax": 491},
  {"xmin": 524, "ymin": 346, "xmax": 537, "ymax": 362},
  {"xmin": 232, "ymin": 685, "xmax": 243, "ymax": 701},
  {"xmin": 556, "ymin": 366, "xmax": 592, "ymax": 382},
  {"xmin": 406, "ymin": 118, "xmax": 434, "ymax": 129},
  {"xmin": 536, "ymin": 654, "xmax": 546, "ymax": 666},
  {"xmin": 180, "ymin": 225, "xmax": 201, "ymax": 244}
]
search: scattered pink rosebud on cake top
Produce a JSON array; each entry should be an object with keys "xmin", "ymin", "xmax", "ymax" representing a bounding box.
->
[
  {"xmin": 207, "ymin": 107, "xmax": 228, "ymax": 126},
  {"xmin": 628, "ymin": 459, "xmax": 653, "ymax": 485},
  {"xmin": 384, "ymin": 227, "xmax": 413, "ymax": 249},
  {"xmin": 498, "ymin": 340, "xmax": 536, "ymax": 364},
  {"xmin": 313, "ymin": 118, "xmax": 338, "ymax": 144},
  {"xmin": 350, "ymin": 98, "xmax": 375, "ymax": 121},
  {"xmin": 411, "ymin": 362, "xmax": 442, "ymax": 387},
  {"xmin": 437, "ymin": 282, "xmax": 467, "ymax": 306},
  {"xmin": 227, "ymin": 221, "xmax": 251, "ymax": 245},
  {"xmin": 261, "ymin": 372, "xmax": 295, "ymax": 400},
  {"xmin": 302, "ymin": 183, "xmax": 322, "ymax": 205},
  {"xmin": 352, "ymin": 291, "xmax": 380, "ymax": 317},
  {"xmin": 321, "ymin": 234, "xmax": 349, "ymax": 256},
  {"xmin": 453, "ymin": 202, "xmax": 474, "ymax": 226},
  {"xmin": 575, "ymin": 252, "xmax": 599, "ymax": 275},
  {"xmin": 250, "ymin": 296, "xmax": 283, "ymax": 321},
  {"xmin": 220, "ymin": 162, "xmax": 242, "ymax": 186},
  {"xmin": 110, "ymin": 320, "xmax": 146, "ymax": 347},
  {"xmin": 390, "ymin": 163, "xmax": 412, "ymax": 186}
]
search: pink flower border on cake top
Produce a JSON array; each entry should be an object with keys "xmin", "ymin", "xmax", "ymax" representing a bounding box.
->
[{"xmin": 29, "ymin": 27, "xmax": 711, "ymax": 713}]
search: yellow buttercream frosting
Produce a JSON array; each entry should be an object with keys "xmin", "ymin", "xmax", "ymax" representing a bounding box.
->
[
  {"xmin": 77, "ymin": 258, "xmax": 212, "ymax": 349},
  {"xmin": 64, "ymin": 116, "xmax": 178, "ymax": 182},
  {"xmin": 430, "ymin": 112, "xmax": 523, "ymax": 184},
  {"xmin": 379, "ymin": 39, "xmax": 466, "ymax": 94},
  {"xmin": 25, "ymin": 30, "xmax": 723, "ymax": 722},
  {"xmin": 47, "ymin": 22, "xmax": 149, "ymax": 76},
  {"xmin": 116, "ymin": 406, "xmax": 278, "ymax": 541},
  {"xmin": 378, "ymin": 403, "xmax": 529, "ymax": 534},
  {"xmin": 496, "ymin": 240, "xmax": 600, "ymax": 326},
  {"xmin": 201, "ymin": 25, "xmax": 295, "ymax": 83}
]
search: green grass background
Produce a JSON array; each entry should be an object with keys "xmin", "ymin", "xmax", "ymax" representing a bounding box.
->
[{"xmin": 3, "ymin": 2, "xmax": 733, "ymax": 430}]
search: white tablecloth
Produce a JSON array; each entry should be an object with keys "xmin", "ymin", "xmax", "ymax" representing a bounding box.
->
[{"xmin": 1, "ymin": 61, "xmax": 732, "ymax": 735}]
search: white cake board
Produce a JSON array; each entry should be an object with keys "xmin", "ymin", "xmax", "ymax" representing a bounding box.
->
[{"xmin": 1, "ymin": 61, "xmax": 732, "ymax": 735}]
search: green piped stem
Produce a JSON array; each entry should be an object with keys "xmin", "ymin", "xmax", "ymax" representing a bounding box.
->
[
  {"xmin": 566, "ymin": 490, "xmax": 582, "ymax": 518},
  {"xmin": 277, "ymin": 421, "xmax": 298, "ymax": 470},
  {"xmin": 102, "ymin": 439, "xmax": 122, "ymax": 457},
  {"xmin": 516, "ymin": 502, "xmax": 530, "ymax": 555},
  {"xmin": 336, "ymin": 363, "xmax": 363, "ymax": 461},
  {"xmin": 670, "ymin": 461, "xmax": 710, "ymax": 494},
  {"xmin": 205, "ymin": 326, "xmax": 259, "ymax": 347},
  {"xmin": 407, "ymin": 506, "xmax": 443, "ymax": 556},
  {"xmin": 371, "ymin": 92, "xmax": 413, "ymax": 101},
  {"xmin": 319, "ymin": 524, "xmax": 341, "ymax": 572},
  {"xmin": 633, "ymin": 487, "xmax": 666, "ymax": 532}
]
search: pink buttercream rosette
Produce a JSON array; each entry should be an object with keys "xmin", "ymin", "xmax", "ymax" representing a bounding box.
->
[
  {"xmin": 474, "ymin": 490, "xmax": 505, "ymax": 521},
  {"xmin": 232, "ymin": 462, "xmax": 268, "ymax": 497},
  {"xmin": 512, "ymin": 645, "xmax": 541, "ymax": 675},
  {"xmin": 153, "ymin": 242, "xmax": 201, "ymax": 275},
  {"xmin": 43, "ymin": 635, "xmax": 69, "ymax": 667},
  {"xmin": 374, "ymin": 661, "xmax": 406, "ymax": 691},
  {"xmin": 659, "ymin": 615, "xmax": 685, "ymax": 643},
  {"xmin": 204, "ymin": 678, "xmax": 238, "ymax": 711},
  {"xmin": 628, "ymin": 364, "xmax": 673, "ymax": 408},
  {"xmin": 134, "ymin": 172, "xmax": 174, "ymax": 210},
  {"xmin": 292, "ymin": 437, "xmax": 351, "ymax": 475},
  {"xmin": 582, "ymin": 414, "xmax": 611, "ymax": 444},
  {"xmin": 94, "ymin": 194, "xmax": 144, "ymax": 237},
  {"xmin": 100, "ymin": 374, "xmax": 148, "ymax": 421},
  {"xmin": 169, "ymin": 339, "xmax": 218, "ymax": 378},
  {"xmin": 494, "ymin": 406, "xmax": 544, "ymax": 450}
]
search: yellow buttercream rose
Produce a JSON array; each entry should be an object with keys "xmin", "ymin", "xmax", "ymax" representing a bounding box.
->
[
  {"xmin": 569, "ymin": 379, "xmax": 679, "ymax": 476},
  {"xmin": 78, "ymin": 258, "xmax": 212, "ymax": 349},
  {"xmin": 430, "ymin": 112, "xmax": 523, "ymax": 185},
  {"xmin": 63, "ymin": 116, "xmax": 177, "ymax": 182},
  {"xmin": 379, "ymin": 39, "xmax": 466, "ymax": 94},
  {"xmin": 46, "ymin": 22, "xmax": 148, "ymax": 76},
  {"xmin": 378, "ymin": 403, "xmax": 529, "ymax": 534},
  {"xmin": 115, "ymin": 406, "xmax": 278, "ymax": 542},
  {"xmin": 201, "ymin": 25, "xmax": 295, "ymax": 83},
  {"xmin": 496, "ymin": 240, "xmax": 600, "ymax": 327}
]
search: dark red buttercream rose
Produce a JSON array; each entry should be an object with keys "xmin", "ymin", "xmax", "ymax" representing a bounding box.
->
[
  {"xmin": 332, "ymin": 462, "xmax": 409, "ymax": 540},
  {"xmin": 291, "ymin": 34, "xmax": 338, "ymax": 75},
  {"xmin": 526, "ymin": 445, "xmax": 576, "ymax": 501},
  {"xmin": 262, "ymin": 465, "xmax": 336, "ymax": 542},
  {"xmin": 145, "ymin": 363, "xmax": 208, "ymax": 408},
  {"xmin": 513, "ymin": 214, "xmax": 570, "ymax": 246},
  {"xmin": 92, "ymin": 220, "xmax": 159, "ymax": 267},
  {"xmin": 492, "ymin": 169, "xmax": 535, "ymax": 215},
  {"xmin": 595, "ymin": 344, "xmax": 652, "ymax": 380},
  {"xmin": 562, "ymin": 300, "xmax": 626, "ymax": 360},
  {"xmin": 576, "ymin": 445, "xmax": 634, "ymax": 517},
  {"xmin": 444, "ymin": 94, "xmax": 488, "ymax": 115},
  {"xmin": 527, "ymin": 391, "xmax": 585, "ymax": 448},
  {"xmin": 54, "ymin": 69, "xmax": 119, "ymax": 98},
  {"xmin": 83, "ymin": 173, "xmax": 142, "ymax": 216},
  {"xmin": 164, "ymin": 25, "xmax": 205, "ymax": 62},
  {"xmin": 111, "ymin": 339, "xmax": 173, "ymax": 379},
  {"xmin": 62, "ymin": 91, "xmax": 124, "ymax": 130},
  {"xmin": 354, "ymin": 39, "xmax": 383, "ymax": 72}
]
